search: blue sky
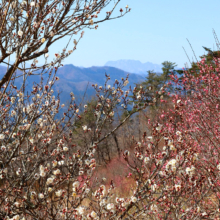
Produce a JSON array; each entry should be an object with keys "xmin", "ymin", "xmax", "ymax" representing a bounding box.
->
[{"xmin": 47, "ymin": 0, "xmax": 220, "ymax": 69}]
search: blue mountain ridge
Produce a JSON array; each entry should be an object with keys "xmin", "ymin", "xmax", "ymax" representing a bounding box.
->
[{"xmin": 0, "ymin": 64, "xmax": 145, "ymax": 104}]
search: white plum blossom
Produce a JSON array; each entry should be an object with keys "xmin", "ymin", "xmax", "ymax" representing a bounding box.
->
[
  {"xmin": 18, "ymin": 30, "xmax": 23, "ymax": 37},
  {"xmin": 52, "ymin": 160, "xmax": 57, "ymax": 167},
  {"xmin": 175, "ymin": 184, "xmax": 181, "ymax": 191},
  {"xmin": 58, "ymin": 160, "xmax": 64, "ymax": 166},
  {"xmin": 186, "ymin": 166, "xmax": 195, "ymax": 176},
  {"xmin": 29, "ymin": 138, "xmax": 34, "ymax": 144},
  {"xmin": 46, "ymin": 177, "xmax": 54, "ymax": 185},
  {"xmin": 176, "ymin": 131, "xmax": 181, "ymax": 136},
  {"xmin": 79, "ymin": 170, "xmax": 84, "ymax": 175},
  {"xmin": 100, "ymin": 198, "xmax": 107, "ymax": 206},
  {"xmin": 123, "ymin": 79, "xmax": 129, "ymax": 86},
  {"xmin": 150, "ymin": 204, "xmax": 158, "ymax": 212},
  {"xmin": 91, "ymin": 211, "xmax": 97, "ymax": 218},
  {"xmin": 11, "ymin": 97, "xmax": 16, "ymax": 103},
  {"xmin": 38, "ymin": 193, "xmax": 44, "ymax": 199},
  {"xmin": 202, "ymin": 212, "xmax": 207, "ymax": 216},
  {"xmin": 14, "ymin": 202, "xmax": 20, "ymax": 208},
  {"xmin": 170, "ymin": 144, "xmax": 176, "ymax": 151},
  {"xmin": 24, "ymin": 124, "xmax": 31, "ymax": 130},
  {"xmin": 0, "ymin": 134, "xmax": 5, "ymax": 139},
  {"xmin": 1, "ymin": 145, "xmax": 6, "ymax": 151},
  {"xmin": 82, "ymin": 125, "xmax": 88, "ymax": 131},
  {"xmin": 77, "ymin": 206, "xmax": 85, "ymax": 215},
  {"xmin": 156, "ymin": 124, "xmax": 162, "ymax": 131},
  {"xmin": 16, "ymin": 168, "xmax": 21, "ymax": 176},
  {"xmin": 166, "ymin": 159, "xmax": 177, "ymax": 172},
  {"xmin": 137, "ymin": 94, "xmax": 141, "ymax": 99},
  {"xmin": 9, "ymin": 215, "xmax": 20, "ymax": 220},
  {"xmin": 109, "ymin": 111, "xmax": 114, "ymax": 117},
  {"xmin": 53, "ymin": 169, "xmax": 60, "ymax": 175},
  {"xmin": 39, "ymin": 165, "xmax": 46, "ymax": 177},
  {"xmin": 107, "ymin": 203, "xmax": 114, "ymax": 210},
  {"xmin": 84, "ymin": 188, "xmax": 90, "ymax": 194},
  {"xmin": 73, "ymin": 181, "xmax": 80, "ymax": 188},
  {"xmin": 55, "ymin": 190, "xmax": 62, "ymax": 197},
  {"xmin": 144, "ymin": 157, "xmax": 150, "ymax": 164},
  {"xmin": 63, "ymin": 146, "xmax": 68, "ymax": 151},
  {"xmin": 131, "ymin": 196, "xmax": 137, "ymax": 203},
  {"xmin": 151, "ymin": 184, "xmax": 157, "ymax": 192}
]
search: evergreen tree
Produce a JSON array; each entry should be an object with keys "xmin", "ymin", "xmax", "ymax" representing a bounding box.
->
[
  {"xmin": 161, "ymin": 61, "xmax": 177, "ymax": 81},
  {"xmin": 189, "ymin": 47, "xmax": 220, "ymax": 75},
  {"xmin": 142, "ymin": 61, "xmax": 178, "ymax": 94}
]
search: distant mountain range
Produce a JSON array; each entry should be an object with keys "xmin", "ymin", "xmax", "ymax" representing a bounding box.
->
[
  {"xmin": 105, "ymin": 60, "xmax": 163, "ymax": 75},
  {"xmin": 0, "ymin": 64, "xmax": 145, "ymax": 103},
  {"xmin": 53, "ymin": 65, "xmax": 145, "ymax": 102},
  {"xmin": 0, "ymin": 59, "xmax": 172, "ymax": 104}
]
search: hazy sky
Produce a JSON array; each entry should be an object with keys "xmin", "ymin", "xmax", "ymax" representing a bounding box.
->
[{"xmin": 46, "ymin": 0, "xmax": 220, "ymax": 68}]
